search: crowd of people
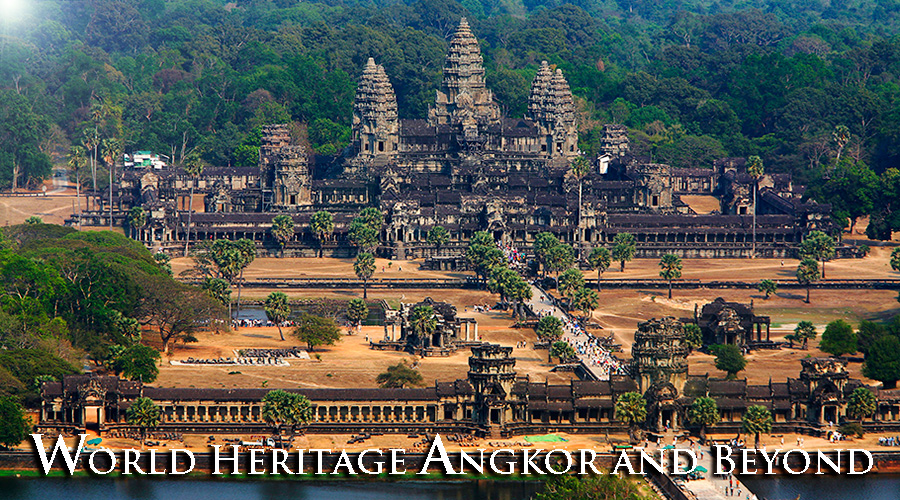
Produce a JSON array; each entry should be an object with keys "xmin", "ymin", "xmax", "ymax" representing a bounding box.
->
[
  {"xmin": 175, "ymin": 356, "xmax": 288, "ymax": 366},
  {"xmin": 533, "ymin": 292, "xmax": 625, "ymax": 379},
  {"xmin": 238, "ymin": 348, "xmax": 308, "ymax": 359},
  {"xmin": 231, "ymin": 318, "xmax": 295, "ymax": 329},
  {"xmin": 879, "ymin": 436, "xmax": 900, "ymax": 446}
]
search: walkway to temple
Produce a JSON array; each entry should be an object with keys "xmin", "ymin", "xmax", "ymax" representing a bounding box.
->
[{"xmin": 526, "ymin": 284, "xmax": 624, "ymax": 380}]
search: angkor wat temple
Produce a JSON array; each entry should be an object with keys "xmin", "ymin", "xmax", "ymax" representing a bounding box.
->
[
  {"xmin": 75, "ymin": 18, "xmax": 835, "ymax": 259},
  {"xmin": 39, "ymin": 317, "xmax": 900, "ymax": 439}
]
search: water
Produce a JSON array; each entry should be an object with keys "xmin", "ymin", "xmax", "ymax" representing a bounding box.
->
[
  {"xmin": 741, "ymin": 474, "xmax": 900, "ymax": 500},
  {"xmin": 0, "ymin": 478, "xmax": 543, "ymax": 500}
]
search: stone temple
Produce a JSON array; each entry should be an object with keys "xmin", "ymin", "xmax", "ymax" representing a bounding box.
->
[{"xmin": 80, "ymin": 18, "xmax": 839, "ymax": 261}]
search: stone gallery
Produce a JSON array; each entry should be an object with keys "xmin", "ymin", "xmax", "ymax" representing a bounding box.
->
[{"xmin": 74, "ymin": 18, "xmax": 833, "ymax": 261}]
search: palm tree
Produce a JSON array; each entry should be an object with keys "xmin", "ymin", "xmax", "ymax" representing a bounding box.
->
[
  {"xmin": 688, "ymin": 397, "xmax": 720, "ymax": 444},
  {"xmin": 126, "ymin": 397, "xmax": 161, "ymax": 448},
  {"xmin": 262, "ymin": 389, "xmax": 312, "ymax": 445},
  {"xmin": 354, "ymin": 252, "xmax": 376, "ymax": 299},
  {"xmin": 833, "ymin": 124, "xmax": 850, "ymax": 164},
  {"xmin": 411, "ymin": 305, "xmax": 437, "ymax": 344},
  {"xmin": 182, "ymin": 152, "xmax": 205, "ymax": 257},
  {"xmin": 587, "ymin": 247, "xmax": 611, "ymax": 291},
  {"xmin": 570, "ymin": 156, "xmax": 590, "ymax": 256},
  {"xmin": 82, "ymin": 128, "xmax": 100, "ymax": 197},
  {"xmin": 102, "ymin": 138, "xmax": 123, "ymax": 229},
  {"xmin": 747, "ymin": 155, "xmax": 764, "ymax": 259},
  {"xmin": 264, "ymin": 292, "xmax": 291, "ymax": 341},
  {"xmin": 796, "ymin": 258, "xmax": 820, "ymax": 304},
  {"xmin": 67, "ymin": 146, "xmax": 87, "ymax": 227},
  {"xmin": 270, "ymin": 214, "xmax": 295, "ymax": 258},
  {"xmin": 127, "ymin": 207, "xmax": 147, "ymax": 240},
  {"xmin": 611, "ymin": 233, "xmax": 636, "ymax": 272},
  {"xmin": 615, "ymin": 392, "xmax": 647, "ymax": 443},
  {"xmin": 658, "ymin": 253, "xmax": 683, "ymax": 299},
  {"xmin": 574, "ymin": 286, "xmax": 599, "ymax": 321},
  {"xmin": 742, "ymin": 405, "xmax": 773, "ymax": 449},
  {"xmin": 309, "ymin": 211, "xmax": 334, "ymax": 258}
]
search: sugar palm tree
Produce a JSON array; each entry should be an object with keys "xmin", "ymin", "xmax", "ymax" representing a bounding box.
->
[
  {"xmin": 411, "ymin": 305, "xmax": 437, "ymax": 344},
  {"xmin": 742, "ymin": 405, "xmax": 773, "ymax": 449},
  {"xmin": 102, "ymin": 138, "xmax": 123, "ymax": 229},
  {"xmin": 570, "ymin": 156, "xmax": 590, "ymax": 256},
  {"xmin": 67, "ymin": 146, "xmax": 87, "ymax": 227},
  {"xmin": 126, "ymin": 397, "xmax": 161, "ymax": 448},
  {"xmin": 182, "ymin": 152, "xmax": 205, "ymax": 257},
  {"xmin": 310, "ymin": 211, "xmax": 334, "ymax": 258},
  {"xmin": 658, "ymin": 253, "xmax": 683, "ymax": 299},
  {"xmin": 354, "ymin": 252, "xmax": 376, "ymax": 299},
  {"xmin": 264, "ymin": 292, "xmax": 291, "ymax": 341},
  {"xmin": 747, "ymin": 155, "xmax": 764, "ymax": 258},
  {"xmin": 270, "ymin": 214, "xmax": 295, "ymax": 258},
  {"xmin": 128, "ymin": 207, "xmax": 147, "ymax": 240},
  {"xmin": 615, "ymin": 392, "xmax": 647, "ymax": 443}
]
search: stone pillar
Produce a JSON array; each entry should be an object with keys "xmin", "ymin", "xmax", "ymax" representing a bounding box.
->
[
  {"xmin": 465, "ymin": 321, "xmax": 470, "ymax": 341},
  {"xmin": 474, "ymin": 323, "xmax": 478, "ymax": 341}
]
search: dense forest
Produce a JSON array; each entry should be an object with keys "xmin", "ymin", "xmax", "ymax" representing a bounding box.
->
[{"xmin": 2, "ymin": 0, "xmax": 900, "ymax": 235}]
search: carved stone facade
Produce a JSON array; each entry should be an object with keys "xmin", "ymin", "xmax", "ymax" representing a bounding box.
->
[
  {"xmin": 376, "ymin": 297, "xmax": 479, "ymax": 356},
  {"xmin": 87, "ymin": 18, "xmax": 836, "ymax": 261},
  {"xmin": 696, "ymin": 297, "xmax": 771, "ymax": 347}
]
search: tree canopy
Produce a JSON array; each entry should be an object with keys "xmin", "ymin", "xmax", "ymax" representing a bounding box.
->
[
  {"xmin": 292, "ymin": 313, "xmax": 342, "ymax": 351},
  {"xmin": 820, "ymin": 319, "xmax": 858, "ymax": 357},
  {"xmin": 712, "ymin": 344, "xmax": 747, "ymax": 379}
]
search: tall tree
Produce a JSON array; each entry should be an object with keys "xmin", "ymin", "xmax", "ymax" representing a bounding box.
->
[
  {"xmin": 262, "ymin": 389, "xmax": 311, "ymax": 443},
  {"xmin": 570, "ymin": 156, "xmax": 590, "ymax": 256},
  {"xmin": 658, "ymin": 253, "xmax": 682, "ymax": 299},
  {"xmin": 742, "ymin": 405, "xmax": 773, "ymax": 449},
  {"xmin": 611, "ymin": 233, "xmax": 636, "ymax": 272},
  {"xmin": 270, "ymin": 214, "xmax": 295, "ymax": 258},
  {"xmin": 0, "ymin": 396, "xmax": 31, "ymax": 449},
  {"xmin": 181, "ymin": 152, "xmax": 205, "ymax": 257},
  {"xmin": 799, "ymin": 231, "xmax": 835, "ymax": 278},
  {"xmin": 410, "ymin": 305, "xmax": 437, "ymax": 342},
  {"xmin": 546, "ymin": 244, "xmax": 575, "ymax": 278},
  {"xmin": 346, "ymin": 298, "xmax": 369, "ymax": 328},
  {"xmin": 533, "ymin": 232, "xmax": 560, "ymax": 277},
  {"xmin": 138, "ymin": 275, "xmax": 226, "ymax": 354},
  {"xmin": 354, "ymin": 252, "xmax": 376, "ymax": 299},
  {"xmin": 757, "ymin": 279, "xmax": 777, "ymax": 299},
  {"xmin": 863, "ymin": 336, "xmax": 900, "ymax": 389},
  {"xmin": 264, "ymin": 291, "xmax": 291, "ymax": 341},
  {"xmin": 688, "ymin": 396, "xmax": 719, "ymax": 443},
  {"xmin": 309, "ymin": 211, "xmax": 334, "ymax": 258},
  {"xmin": 127, "ymin": 207, "xmax": 147, "ymax": 240},
  {"xmin": 292, "ymin": 313, "xmax": 341, "ymax": 351},
  {"xmin": 713, "ymin": 344, "xmax": 747, "ymax": 379},
  {"xmin": 426, "ymin": 225, "xmax": 450, "ymax": 255},
  {"xmin": 0, "ymin": 90, "xmax": 52, "ymax": 192},
  {"xmin": 101, "ymin": 138, "xmax": 122, "ymax": 230},
  {"xmin": 794, "ymin": 321, "xmax": 817, "ymax": 350},
  {"xmin": 615, "ymin": 392, "xmax": 647, "ymax": 443},
  {"xmin": 67, "ymin": 146, "xmax": 87, "ymax": 225},
  {"xmin": 113, "ymin": 344, "xmax": 160, "ymax": 383},
  {"xmin": 891, "ymin": 248, "xmax": 900, "ymax": 274},
  {"xmin": 819, "ymin": 319, "xmax": 857, "ymax": 357},
  {"xmin": 573, "ymin": 286, "xmax": 599, "ymax": 321},
  {"xmin": 558, "ymin": 268, "xmax": 584, "ymax": 305},
  {"xmin": 796, "ymin": 258, "xmax": 819, "ymax": 304},
  {"xmin": 747, "ymin": 155, "xmax": 764, "ymax": 258},
  {"xmin": 126, "ymin": 397, "xmax": 161, "ymax": 447},
  {"xmin": 587, "ymin": 247, "xmax": 611, "ymax": 290},
  {"xmin": 535, "ymin": 315, "xmax": 564, "ymax": 342},
  {"xmin": 376, "ymin": 362, "xmax": 423, "ymax": 388},
  {"xmin": 846, "ymin": 387, "xmax": 877, "ymax": 422}
]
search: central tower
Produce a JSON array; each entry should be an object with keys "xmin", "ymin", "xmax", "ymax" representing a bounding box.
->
[{"xmin": 429, "ymin": 18, "xmax": 500, "ymax": 130}]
